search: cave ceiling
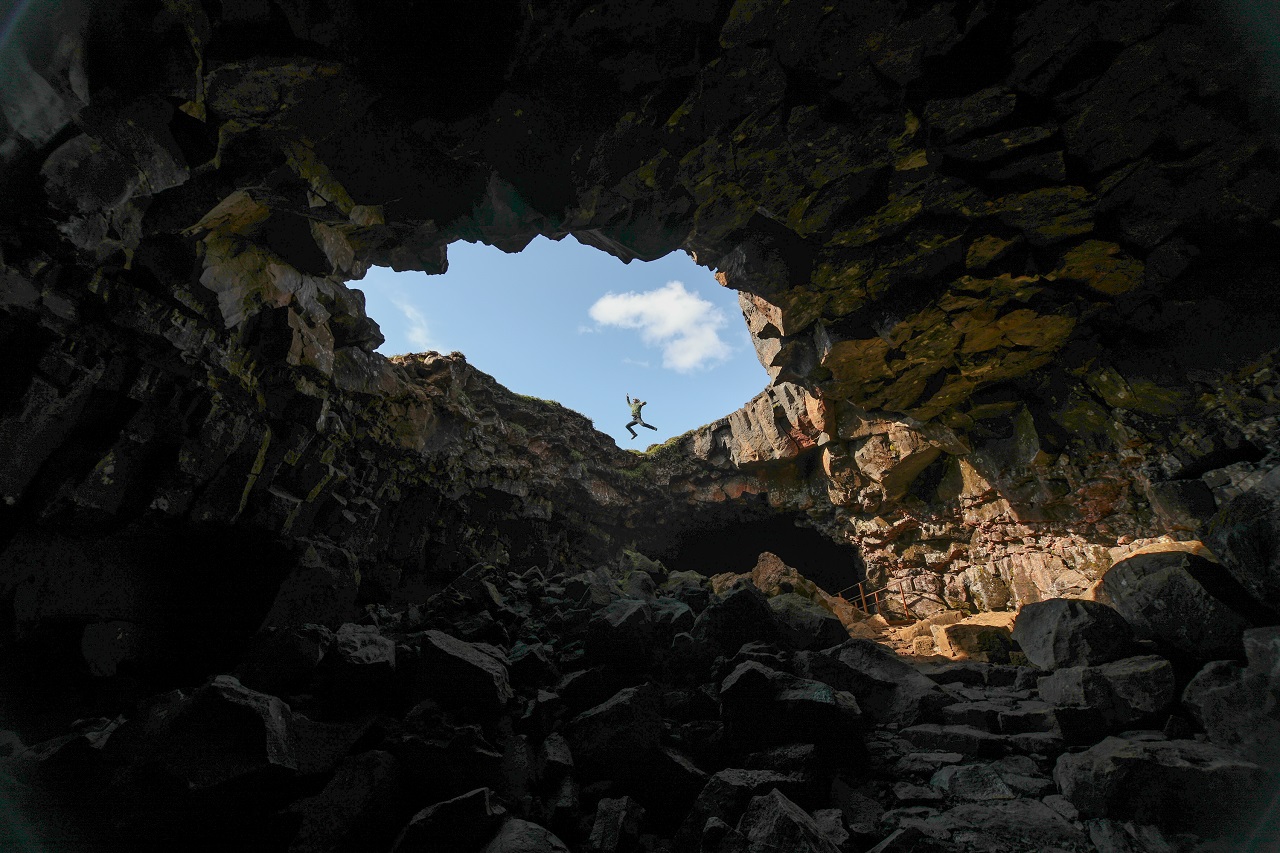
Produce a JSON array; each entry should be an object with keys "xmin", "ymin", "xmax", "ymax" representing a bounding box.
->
[{"xmin": 1, "ymin": 0, "xmax": 1279, "ymax": 607}]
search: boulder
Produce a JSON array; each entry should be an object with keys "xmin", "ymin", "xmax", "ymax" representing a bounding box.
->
[
  {"xmin": 1011, "ymin": 598, "xmax": 1134, "ymax": 669},
  {"xmin": 287, "ymin": 750, "xmax": 402, "ymax": 853},
  {"xmin": 651, "ymin": 597, "xmax": 696, "ymax": 639},
  {"xmin": 931, "ymin": 613, "xmax": 1015, "ymax": 663},
  {"xmin": 692, "ymin": 585, "xmax": 779, "ymax": 655},
  {"xmin": 718, "ymin": 661, "xmax": 862, "ymax": 750},
  {"xmin": 409, "ymin": 630, "xmax": 513, "ymax": 712},
  {"xmin": 926, "ymin": 799, "xmax": 1088, "ymax": 851},
  {"xmin": 929, "ymin": 763, "xmax": 1015, "ymax": 801},
  {"xmin": 586, "ymin": 796, "xmax": 645, "ymax": 853},
  {"xmin": 1097, "ymin": 549, "xmax": 1253, "ymax": 659},
  {"xmin": 767, "ymin": 594, "xmax": 850, "ymax": 650},
  {"xmin": 114, "ymin": 675, "xmax": 296, "ymax": 790},
  {"xmin": 1038, "ymin": 655, "xmax": 1174, "ymax": 729},
  {"xmin": 1053, "ymin": 735, "xmax": 1270, "ymax": 834},
  {"xmin": 1204, "ymin": 470, "xmax": 1280, "ymax": 612},
  {"xmin": 564, "ymin": 686, "xmax": 663, "ymax": 781},
  {"xmin": 391, "ymin": 787, "xmax": 508, "ymax": 853},
  {"xmin": 481, "ymin": 819, "xmax": 570, "ymax": 853},
  {"xmin": 586, "ymin": 598, "xmax": 654, "ymax": 667},
  {"xmin": 674, "ymin": 769, "xmax": 808, "ymax": 853},
  {"xmin": 322, "ymin": 623, "xmax": 396, "ymax": 696},
  {"xmin": 236, "ymin": 624, "xmax": 334, "ymax": 695},
  {"xmin": 737, "ymin": 788, "xmax": 842, "ymax": 853},
  {"xmin": 797, "ymin": 640, "xmax": 953, "ymax": 727},
  {"xmin": 1182, "ymin": 626, "xmax": 1280, "ymax": 768}
]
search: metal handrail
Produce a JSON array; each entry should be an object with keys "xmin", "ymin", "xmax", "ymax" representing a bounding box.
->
[{"xmin": 835, "ymin": 576, "xmax": 911, "ymax": 618}]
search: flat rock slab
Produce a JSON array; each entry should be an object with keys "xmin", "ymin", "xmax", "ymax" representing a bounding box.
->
[{"xmin": 897, "ymin": 724, "xmax": 1008, "ymax": 757}]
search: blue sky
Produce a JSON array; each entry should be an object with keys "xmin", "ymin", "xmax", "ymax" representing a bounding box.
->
[{"xmin": 355, "ymin": 236, "xmax": 771, "ymax": 446}]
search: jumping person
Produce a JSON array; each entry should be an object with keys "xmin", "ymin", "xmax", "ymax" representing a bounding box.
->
[{"xmin": 625, "ymin": 394, "xmax": 657, "ymax": 439}]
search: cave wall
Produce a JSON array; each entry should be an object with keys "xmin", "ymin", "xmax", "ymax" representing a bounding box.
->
[{"xmin": 1, "ymin": 0, "xmax": 1279, "ymax": 648}]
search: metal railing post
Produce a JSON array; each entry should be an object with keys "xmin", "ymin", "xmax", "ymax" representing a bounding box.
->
[{"xmin": 858, "ymin": 582, "xmax": 868, "ymax": 614}]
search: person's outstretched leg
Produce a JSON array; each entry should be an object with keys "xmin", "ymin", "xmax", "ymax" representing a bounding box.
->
[
  {"xmin": 626, "ymin": 419, "xmax": 639, "ymax": 438},
  {"xmin": 642, "ymin": 423, "xmax": 657, "ymax": 430}
]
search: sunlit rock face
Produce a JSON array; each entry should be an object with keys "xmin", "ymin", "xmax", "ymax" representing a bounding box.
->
[{"xmin": 1, "ymin": 0, "xmax": 1279, "ymax": 641}]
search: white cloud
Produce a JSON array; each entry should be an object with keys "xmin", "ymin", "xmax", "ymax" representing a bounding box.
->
[
  {"xmin": 588, "ymin": 280, "xmax": 732, "ymax": 373},
  {"xmin": 622, "ymin": 357, "xmax": 651, "ymax": 368},
  {"xmin": 576, "ymin": 324, "xmax": 598, "ymax": 334},
  {"xmin": 391, "ymin": 296, "xmax": 436, "ymax": 352}
]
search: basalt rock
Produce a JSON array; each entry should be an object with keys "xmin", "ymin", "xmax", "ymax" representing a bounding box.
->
[
  {"xmin": 1012, "ymin": 598, "xmax": 1135, "ymax": 670},
  {"xmin": 3, "ymin": 0, "xmax": 1280, "ymax": 848}
]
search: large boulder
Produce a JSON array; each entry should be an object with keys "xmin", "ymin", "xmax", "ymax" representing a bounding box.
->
[
  {"xmin": 106, "ymin": 675, "xmax": 296, "ymax": 791},
  {"xmin": 1012, "ymin": 598, "xmax": 1134, "ymax": 669},
  {"xmin": 718, "ymin": 661, "xmax": 862, "ymax": 750},
  {"xmin": 767, "ymin": 593, "xmax": 850, "ymax": 650},
  {"xmin": 692, "ymin": 585, "xmax": 779, "ymax": 655},
  {"xmin": 564, "ymin": 686, "xmax": 663, "ymax": 781},
  {"xmin": 736, "ymin": 788, "xmax": 842, "ymax": 853},
  {"xmin": 674, "ymin": 769, "xmax": 808, "ymax": 853},
  {"xmin": 287, "ymin": 750, "xmax": 403, "ymax": 853},
  {"xmin": 796, "ymin": 640, "xmax": 953, "ymax": 728},
  {"xmin": 391, "ymin": 787, "xmax": 508, "ymax": 853},
  {"xmin": 930, "ymin": 613, "xmax": 1016, "ymax": 664},
  {"xmin": 1053, "ymin": 735, "xmax": 1270, "ymax": 835},
  {"xmin": 1182, "ymin": 626, "xmax": 1280, "ymax": 769},
  {"xmin": 585, "ymin": 598, "xmax": 655, "ymax": 667},
  {"xmin": 1204, "ymin": 468, "xmax": 1280, "ymax": 612},
  {"xmin": 1038, "ymin": 655, "xmax": 1175, "ymax": 729},
  {"xmin": 407, "ymin": 630, "xmax": 513, "ymax": 712},
  {"xmin": 481, "ymin": 819, "xmax": 570, "ymax": 853},
  {"xmin": 1096, "ymin": 549, "xmax": 1254, "ymax": 659}
]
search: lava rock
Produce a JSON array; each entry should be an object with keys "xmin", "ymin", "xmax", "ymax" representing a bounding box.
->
[
  {"xmin": 287, "ymin": 750, "xmax": 402, "ymax": 853},
  {"xmin": 408, "ymin": 629, "xmax": 513, "ymax": 712},
  {"xmin": 797, "ymin": 639, "xmax": 953, "ymax": 728},
  {"xmin": 237, "ymin": 624, "xmax": 334, "ymax": 695},
  {"xmin": 692, "ymin": 585, "xmax": 779, "ymax": 655},
  {"xmin": 1097, "ymin": 549, "xmax": 1253, "ymax": 659},
  {"xmin": 1011, "ymin": 598, "xmax": 1135, "ymax": 669},
  {"xmin": 586, "ymin": 598, "xmax": 655, "ymax": 667},
  {"xmin": 737, "ymin": 788, "xmax": 842, "ymax": 853},
  {"xmin": 675, "ymin": 769, "xmax": 808, "ymax": 853},
  {"xmin": 718, "ymin": 660, "xmax": 862, "ymax": 750},
  {"xmin": 564, "ymin": 685, "xmax": 663, "ymax": 781},
  {"xmin": 322, "ymin": 623, "xmax": 396, "ymax": 698},
  {"xmin": 391, "ymin": 787, "xmax": 508, "ymax": 853},
  {"xmin": 1182, "ymin": 626, "xmax": 1280, "ymax": 768},
  {"xmin": 767, "ymin": 593, "xmax": 850, "ymax": 650},
  {"xmin": 1053, "ymin": 735, "xmax": 1270, "ymax": 835},
  {"xmin": 1038, "ymin": 655, "xmax": 1175, "ymax": 729},
  {"xmin": 586, "ymin": 795, "xmax": 645, "ymax": 853},
  {"xmin": 1204, "ymin": 469, "xmax": 1280, "ymax": 611},
  {"xmin": 480, "ymin": 818, "xmax": 570, "ymax": 853}
]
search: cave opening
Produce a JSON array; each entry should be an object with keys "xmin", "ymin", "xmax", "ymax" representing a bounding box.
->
[
  {"xmin": 657, "ymin": 511, "xmax": 866, "ymax": 595},
  {"xmin": 353, "ymin": 235, "xmax": 770, "ymax": 446}
]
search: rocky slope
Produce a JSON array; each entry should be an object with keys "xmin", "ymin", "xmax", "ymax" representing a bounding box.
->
[{"xmin": 4, "ymin": 551, "xmax": 1279, "ymax": 853}]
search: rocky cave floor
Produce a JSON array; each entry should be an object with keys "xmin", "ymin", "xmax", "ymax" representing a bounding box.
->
[{"xmin": 2, "ymin": 546, "xmax": 1277, "ymax": 853}]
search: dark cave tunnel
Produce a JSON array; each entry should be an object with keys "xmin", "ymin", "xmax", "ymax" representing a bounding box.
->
[{"xmin": 654, "ymin": 510, "xmax": 867, "ymax": 596}]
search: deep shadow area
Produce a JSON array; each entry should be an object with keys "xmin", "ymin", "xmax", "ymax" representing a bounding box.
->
[
  {"xmin": 0, "ymin": 524, "xmax": 293, "ymax": 742},
  {"xmin": 658, "ymin": 513, "xmax": 866, "ymax": 594}
]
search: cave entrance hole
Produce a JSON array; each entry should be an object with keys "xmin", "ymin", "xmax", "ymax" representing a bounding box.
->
[
  {"xmin": 655, "ymin": 511, "xmax": 866, "ymax": 595},
  {"xmin": 354, "ymin": 235, "xmax": 770, "ymax": 445}
]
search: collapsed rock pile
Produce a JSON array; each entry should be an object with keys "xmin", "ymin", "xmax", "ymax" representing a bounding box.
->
[{"xmin": 3, "ymin": 551, "xmax": 1276, "ymax": 852}]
